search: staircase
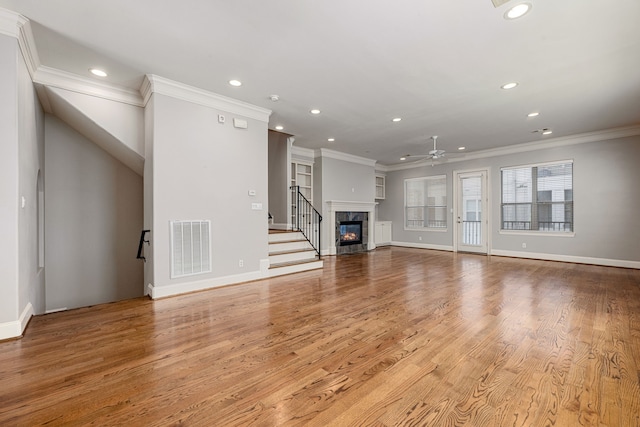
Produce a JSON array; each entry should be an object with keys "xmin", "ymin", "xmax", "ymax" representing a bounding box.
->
[{"xmin": 268, "ymin": 230, "xmax": 323, "ymax": 277}]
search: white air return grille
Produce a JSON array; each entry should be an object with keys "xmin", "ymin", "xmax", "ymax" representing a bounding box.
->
[{"xmin": 170, "ymin": 220, "xmax": 212, "ymax": 278}]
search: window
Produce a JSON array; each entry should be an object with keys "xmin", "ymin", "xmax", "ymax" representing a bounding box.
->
[
  {"xmin": 501, "ymin": 161, "xmax": 573, "ymax": 232},
  {"xmin": 405, "ymin": 175, "xmax": 447, "ymax": 229}
]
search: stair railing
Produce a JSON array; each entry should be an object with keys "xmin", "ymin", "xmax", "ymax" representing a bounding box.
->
[
  {"xmin": 137, "ymin": 229, "xmax": 150, "ymax": 261},
  {"xmin": 290, "ymin": 186, "xmax": 322, "ymax": 257}
]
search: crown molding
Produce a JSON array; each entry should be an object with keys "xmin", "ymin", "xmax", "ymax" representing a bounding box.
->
[
  {"xmin": 34, "ymin": 66, "xmax": 144, "ymax": 107},
  {"xmin": 316, "ymin": 148, "xmax": 377, "ymax": 167},
  {"xmin": 141, "ymin": 74, "xmax": 272, "ymax": 122},
  {"xmin": 0, "ymin": 8, "xmax": 25, "ymax": 39},
  {"xmin": 0, "ymin": 7, "xmax": 40, "ymax": 78},
  {"xmin": 383, "ymin": 125, "xmax": 640, "ymax": 172},
  {"xmin": 291, "ymin": 145, "xmax": 316, "ymax": 163}
]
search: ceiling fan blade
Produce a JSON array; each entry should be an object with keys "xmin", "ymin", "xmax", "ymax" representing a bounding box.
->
[{"xmin": 491, "ymin": 0, "xmax": 510, "ymax": 7}]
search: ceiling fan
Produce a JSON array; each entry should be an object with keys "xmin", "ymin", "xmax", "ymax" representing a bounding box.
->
[{"xmin": 403, "ymin": 136, "xmax": 447, "ymax": 166}]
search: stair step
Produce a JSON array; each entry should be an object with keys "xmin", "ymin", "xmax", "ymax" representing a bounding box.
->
[
  {"xmin": 269, "ymin": 239, "xmax": 309, "ymax": 252},
  {"xmin": 268, "ymin": 231, "xmax": 305, "ymax": 243},
  {"xmin": 269, "ymin": 248, "xmax": 317, "ymax": 264},
  {"xmin": 268, "ymin": 258, "xmax": 323, "ymax": 277}
]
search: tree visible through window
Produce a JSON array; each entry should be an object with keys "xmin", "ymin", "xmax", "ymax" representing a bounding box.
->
[
  {"xmin": 405, "ymin": 175, "xmax": 447, "ymax": 229},
  {"xmin": 501, "ymin": 161, "xmax": 573, "ymax": 232}
]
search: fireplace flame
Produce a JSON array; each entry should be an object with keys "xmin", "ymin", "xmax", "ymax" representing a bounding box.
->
[{"xmin": 342, "ymin": 232, "xmax": 358, "ymax": 241}]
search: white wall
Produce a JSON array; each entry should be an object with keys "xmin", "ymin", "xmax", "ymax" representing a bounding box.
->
[
  {"xmin": 146, "ymin": 91, "xmax": 270, "ymax": 297},
  {"xmin": 45, "ymin": 115, "xmax": 143, "ymax": 311},
  {"xmin": 379, "ymin": 134, "xmax": 640, "ymax": 266}
]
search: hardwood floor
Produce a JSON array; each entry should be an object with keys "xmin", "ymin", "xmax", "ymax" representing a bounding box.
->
[{"xmin": 1, "ymin": 247, "xmax": 640, "ymax": 426}]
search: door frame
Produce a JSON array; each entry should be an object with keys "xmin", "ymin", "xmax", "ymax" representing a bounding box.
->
[{"xmin": 453, "ymin": 168, "xmax": 491, "ymax": 254}]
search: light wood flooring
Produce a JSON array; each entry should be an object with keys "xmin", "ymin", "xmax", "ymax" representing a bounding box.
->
[{"xmin": 1, "ymin": 247, "xmax": 640, "ymax": 426}]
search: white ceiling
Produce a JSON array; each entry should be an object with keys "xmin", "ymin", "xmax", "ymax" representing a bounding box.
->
[{"xmin": 1, "ymin": 0, "xmax": 639, "ymax": 165}]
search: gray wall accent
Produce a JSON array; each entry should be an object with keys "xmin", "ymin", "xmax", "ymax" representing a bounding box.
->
[
  {"xmin": 18, "ymin": 45, "xmax": 45, "ymax": 316},
  {"xmin": 0, "ymin": 35, "xmax": 19, "ymax": 325},
  {"xmin": 45, "ymin": 115, "xmax": 143, "ymax": 311},
  {"xmin": 319, "ymin": 157, "xmax": 375, "ymax": 203},
  {"xmin": 380, "ymin": 135, "xmax": 640, "ymax": 262},
  {"xmin": 0, "ymin": 33, "xmax": 45, "ymax": 339},
  {"xmin": 148, "ymin": 93, "xmax": 269, "ymax": 289},
  {"xmin": 317, "ymin": 155, "xmax": 376, "ymax": 252},
  {"xmin": 268, "ymin": 131, "xmax": 289, "ymax": 225}
]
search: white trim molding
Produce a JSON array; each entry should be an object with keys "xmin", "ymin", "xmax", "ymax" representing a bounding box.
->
[
  {"xmin": 383, "ymin": 125, "xmax": 640, "ymax": 171},
  {"xmin": 34, "ymin": 66, "xmax": 144, "ymax": 107},
  {"xmin": 326, "ymin": 200, "xmax": 377, "ymax": 256},
  {"xmin": 291, "ymin": 145, "xmax": 316, "ymax": 163},
  {"xmin": 490, "ymin": 249, "xmax": 640, "ymax": 270},
  {"xmin": 391, "ymin": 242, "xmax": 454, "ymax": 252},
  {"xmin": 141, "ymin": 74, "xmax": 272, "ymax": 123},
  {"xmin": 0, "ymin": 7, "xmax": 39, "ymax": 78},
  {"xmin": 147, "ymin": 259, "xmax": 270, "ymax": 299},
  {"xmin": 317, "ymin": 148, "xmax": 377, "ymax": 167},
  {"xmin": 0, "ymin": 303, "xmax": 34, "ymax": 340}
]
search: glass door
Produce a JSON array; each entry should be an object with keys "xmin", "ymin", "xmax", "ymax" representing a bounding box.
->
[{"xmin": 455, "ymin": 170, "xmax": 488, "ymax": 254}]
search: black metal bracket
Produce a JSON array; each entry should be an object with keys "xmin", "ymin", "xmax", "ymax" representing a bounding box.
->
[{"xmin": 136, "ymin": 229, "xmax": 151, "ymax": 262}]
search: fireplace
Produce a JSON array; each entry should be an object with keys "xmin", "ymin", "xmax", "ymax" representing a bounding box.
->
[{"xmin": 339, "ymin": 221, "xmax": 363, "ymax": 246}]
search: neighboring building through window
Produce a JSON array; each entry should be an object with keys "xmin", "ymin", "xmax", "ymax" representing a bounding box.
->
[
  {"xmin": 501, "ymin": 161, "xmax": 573, "ymax": 232},
  {"xmin": 405, "ymin": 175, "xmax": 447, "ymax": 229}
]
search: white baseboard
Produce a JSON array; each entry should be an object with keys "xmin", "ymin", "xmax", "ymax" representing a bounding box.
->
[
  {"xmin": 148, "ymin": 259, "xmax": 271, "ymax": 299},
  {"xmin": 0, "ymin": 302, "xmax": 34, "ymax": 340},
  {"xmin": 490, "ymin": 249, "xmax": 640, "ymax": 269},
  {"xmin": 391, "ymin": 241, "xmax": 454, "ymax": 252}
]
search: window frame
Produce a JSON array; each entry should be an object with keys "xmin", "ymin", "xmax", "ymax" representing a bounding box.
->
[
  {"xmin": 500, "ymin": 160, "xmax": 575, "ymax": 237},
  {"xmin": 404, "ymin": 175, "xmax": 448, "ymax": 232}
]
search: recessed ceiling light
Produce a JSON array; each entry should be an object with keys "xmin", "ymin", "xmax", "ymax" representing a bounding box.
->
[
  {"xmin": 458, "ymin": 147, "xmax": 466, "ymax": 151},
  {"xmin": 310, "ymin": 109, "xmax": 321, "ymax": 115},
  {"xmin": 501, "ymin": 82, "xmax": 518, "ymax": 90},
  {"xmin": 89, "ymin": 68, "xmax": 107, "ymax": 77},
  {"xmin": 392, "ymin": 118, "xmax": 402, "ymax": 122},
  {"xmin": 327, "ymin": 138, "xmax": 335, "ymax": 142},
  {"xmin": 229, "ymin": 79, "xmax": 242, "ymax": 87},
  {"xmin": 505, "ymin": 3, "xmax": 532, "ymax": 20},
  {"xmin": 528, "ymin": 112, "xmax": 540, "ymax": 117},
  {"xmin": 542, "ymin": 130, "xmax": 553, "ymax": 135},
  {"xmin": 400, "ymin": 156, "xmax": 407, "ymax": 161},
  {"xmin": 275, "ymin": 125, "xmax": 284, "ymax": 131}
]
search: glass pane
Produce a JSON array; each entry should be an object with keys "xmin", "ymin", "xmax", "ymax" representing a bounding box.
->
[{"xmin": 462, "ymin": 176, "xmax": 482, "ymax": 245}]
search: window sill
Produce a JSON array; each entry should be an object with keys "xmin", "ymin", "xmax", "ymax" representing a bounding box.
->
[
  {"xmin": 405, "ymin": 227, "xmax": 448, "ymax": 233},
  {"xmin": 499, "ymin": 230, "xmax": 575, "ymax": 238}
]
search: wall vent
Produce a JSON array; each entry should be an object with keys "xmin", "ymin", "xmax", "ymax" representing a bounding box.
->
[{"xmin": 170, "ymin": 220, "xmax": 212, "ymax": 278}]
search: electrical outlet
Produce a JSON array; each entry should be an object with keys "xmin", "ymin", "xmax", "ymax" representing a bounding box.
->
[
  {"xmin": 239, "ymin": 259, "xmax": 244, "ymax": 267},
  {"xmin": 522, "ymin": 243, "xmax": 527, "ymax": 249},
  {"xmin": 418, "ymin": 236, "xmax": 422, "ymax": 241}
]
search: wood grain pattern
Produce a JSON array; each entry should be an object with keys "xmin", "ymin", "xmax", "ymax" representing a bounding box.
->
[{"xmin": 1, "ymin": 247, "xmax": 639, "ymax": 426}]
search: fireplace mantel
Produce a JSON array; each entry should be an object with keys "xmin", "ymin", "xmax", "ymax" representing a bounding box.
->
[{"xmin": 326, "ymin": 201, "xmax": 376, "ymax": 255}]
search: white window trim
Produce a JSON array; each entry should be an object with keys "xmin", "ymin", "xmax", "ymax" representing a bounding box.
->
[
  {"xmin": 500, "ymin": 159, "xmax": 574, "ymax": 235},
  {"xmin": 404, "ymin": 175, "xmax": 448, "ymax": 232}
]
